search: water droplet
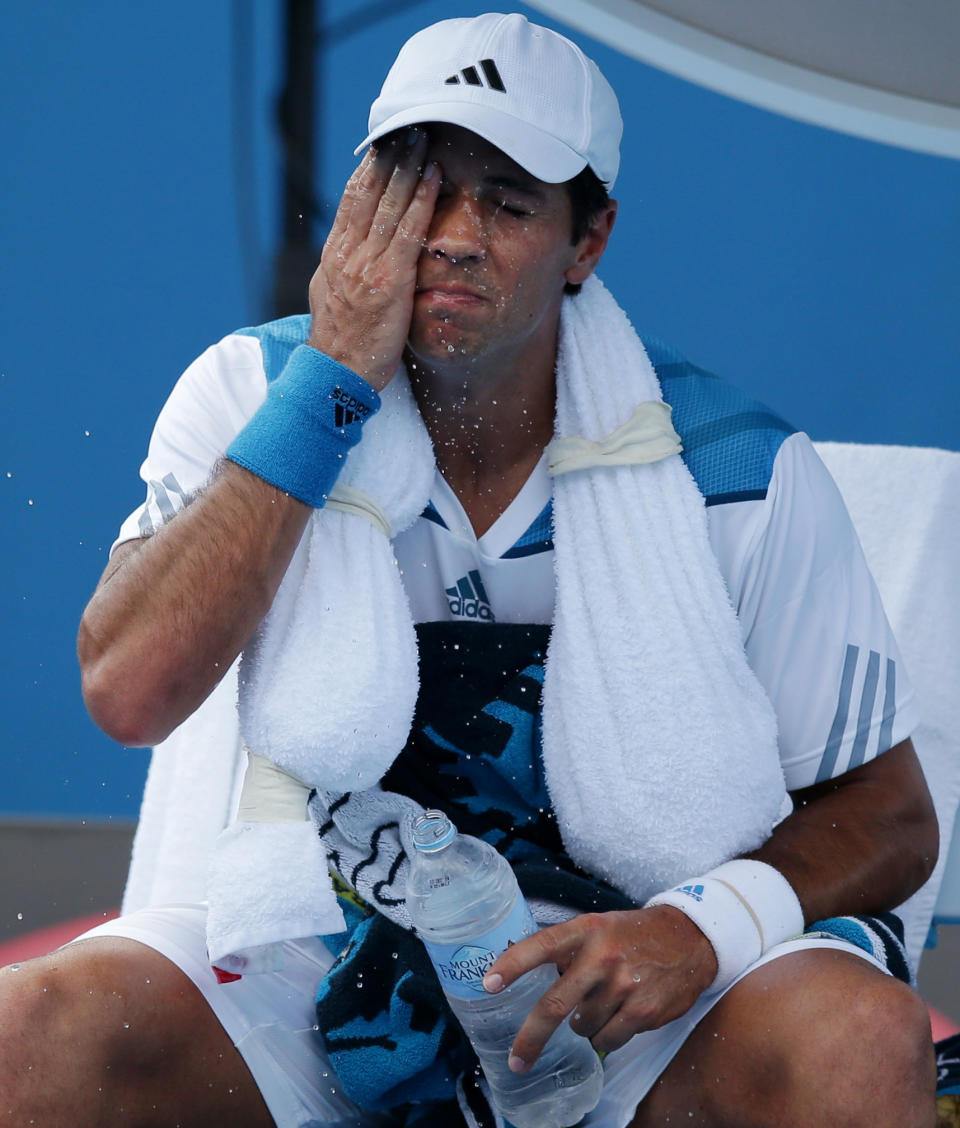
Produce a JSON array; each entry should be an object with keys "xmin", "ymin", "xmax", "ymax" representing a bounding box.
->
[
  {"xmin": 633, "ymin": 973, "xmax": 642, "ymax": 982},
  {"xmin": 17, "ymin": 912, "xmax": 23, "ymax": 921},
  {"xmin": 9, "ymin": 963, "xmax": 20, "ymax": 971}
]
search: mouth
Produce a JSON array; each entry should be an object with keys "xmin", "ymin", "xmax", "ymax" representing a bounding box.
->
[{"xmin": 415, "ymin": 283, "xmax": 486, "ymax": 308}]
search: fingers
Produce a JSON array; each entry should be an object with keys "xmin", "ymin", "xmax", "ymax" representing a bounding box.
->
[
  {"xmin": 509, "ymin": 952, "xmax": 607, "ymax": 1071},
  {"xmin": 324, "ymin": 137, "xmax": 399, "ymax": 255},
  {"xmin": 484, "ymin": 918, "xmax": 598, "ymax": 1071},
  {"xmin": 325, "ymin": 147, "xmax": 379, "ymax": 252},
  {"xmin": 389, "ymin": 158, "xmax": 440, "ymax": 262},
  {"xmin": 329, "ymin": 129, "xmax": 430, "ymax": 258},
  {"xmin": 484, "ymin": 909, "xmax": 715, "ymax": 1070},
  {"xmin": 365, "ymin": 129, "xmax": 431, "ymax": 252},
  {"xmin": 484, "ymin": 918, "xmax": 572, "ymax": 991},
  {"xmin": 306, "ymin": 126, "xmax": 441, "ymax": 386}
]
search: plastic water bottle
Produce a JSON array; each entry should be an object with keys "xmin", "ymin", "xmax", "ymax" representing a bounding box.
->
[{"xmin": 406, "ymin": 810, "xmax": 603, "ymax": 1128}]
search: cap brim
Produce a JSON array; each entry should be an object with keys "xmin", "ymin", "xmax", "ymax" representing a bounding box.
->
[{"xmin": 354, "ymin": 101, "xmax": 588, "ymax": 185}]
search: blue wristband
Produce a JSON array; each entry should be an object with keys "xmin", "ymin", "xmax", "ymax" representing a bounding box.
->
[{"xmin": 226, "ymin": 345, "xmax": 381, "ymax": 507}]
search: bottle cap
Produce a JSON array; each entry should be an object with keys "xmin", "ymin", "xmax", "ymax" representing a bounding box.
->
[{"xmin": 412, "ymin": 810, "xmax": 457, "ymax": 852}]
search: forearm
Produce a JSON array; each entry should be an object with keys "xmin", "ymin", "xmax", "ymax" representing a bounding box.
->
[
  {"xmin": 78, "ymin": 460, "xmax": 310, "ymax": 747},
  {"xmin": 491, "ymin": 740, "xmax": 938, "ymax": 1068},
  {"xmin": 80, "ymin": 138, "xmax": 438, "ymax": 749},
  {"xmin": 747, "ymin": 738, "xmax": 938, "ymax": 923}
]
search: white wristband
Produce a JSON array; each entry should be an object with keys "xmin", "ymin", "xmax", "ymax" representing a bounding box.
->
[{"xmin": 645, "ymin": 859, "xmax": 804, "ymax": 993}]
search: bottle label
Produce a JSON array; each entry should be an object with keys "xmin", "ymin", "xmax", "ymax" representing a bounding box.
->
[{"xmin": 422, "ymin": 897, "xmax": 538, "ymax": 999}]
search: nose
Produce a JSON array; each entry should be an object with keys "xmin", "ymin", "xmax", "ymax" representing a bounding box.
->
[{"xmin": 425, "ymin": 191, "xmax": 486, "ymax": 264}]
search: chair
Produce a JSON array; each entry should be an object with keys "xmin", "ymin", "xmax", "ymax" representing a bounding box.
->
[{"xmin": 814, "ymin": 442, "xmax": 960, "ymax": 971}]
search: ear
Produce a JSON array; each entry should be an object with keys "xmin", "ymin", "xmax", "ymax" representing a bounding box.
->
[{"xmin": 565, "ymin": 201, "xmax": 618, "ymax": 287}]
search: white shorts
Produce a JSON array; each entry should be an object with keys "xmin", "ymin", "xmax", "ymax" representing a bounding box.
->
[{"xmin": 74, "ymin": 904, "xmax": 886, "ymax": 1128}]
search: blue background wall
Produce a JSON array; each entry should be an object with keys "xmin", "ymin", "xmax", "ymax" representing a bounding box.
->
[{"xmin": 3, "ymin": 1, "xmax": 958, "ymax": 821}]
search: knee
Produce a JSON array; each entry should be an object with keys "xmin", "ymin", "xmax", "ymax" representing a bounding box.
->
[
  {"xmin": 687, "ymin": 950, "xmax": 936, "ymax": 1128},
  {"xmin": 0, "ymin": 955, "xmax": 96, "ymax": 1105},
  {"xmin": 1, "ymin": 953, "xmax": 69, "ymax": 1041},
  {"xmin": 0, "ymin": 942, "xmax": 170, "ymax": 1113},
  {"xmin": 829, "ymin": 974, "xmax": 935, "ymax": 1108},
  {"xmin": 744, "ymin": 958, "xmax": 936, "ymax": 1126},
  {"xmin": 0, "ymin": 941, "xmax": 272, "ymax": 1128}
]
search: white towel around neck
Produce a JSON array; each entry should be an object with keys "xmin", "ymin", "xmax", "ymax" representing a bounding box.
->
[
  {"xmin": 206, "ymin": 275, "xmax": 789, "ymax": 968},
  {"xmin": 543, "ymin": 276, "xmax": 789, "ymax": 901}
]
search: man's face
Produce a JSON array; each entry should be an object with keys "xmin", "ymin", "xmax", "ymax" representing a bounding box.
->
[{"xmin": 406, "ymin": 124, "xmax": 588, "ymax": 373}]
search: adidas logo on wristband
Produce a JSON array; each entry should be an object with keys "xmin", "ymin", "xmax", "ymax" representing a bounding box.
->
[
  {"xmin": 332, "ymin": 387, "xmax": 372, "ymax": 428},
  {"xmin": 646, "ymin": 860, "xmax": 804, "ymax": 993}
]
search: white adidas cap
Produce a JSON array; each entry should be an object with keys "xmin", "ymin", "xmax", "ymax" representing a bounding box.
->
[{"xmin": 355, "ymin": 12, "xmax": 622, "ymax": 188}]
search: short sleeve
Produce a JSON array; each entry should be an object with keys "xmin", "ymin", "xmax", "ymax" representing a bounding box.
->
[
  {"xmin": 712, "ymin": 432, "xmax": 919, "ymax": 791},
  {"xmin": 112, "ymin": 333, "xmax": 268, "ymax": 552}
]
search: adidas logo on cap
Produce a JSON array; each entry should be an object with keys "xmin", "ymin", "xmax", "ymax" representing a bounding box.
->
[
  {"xmin": 446, "ymin": 569, "xmax": 494, "ymax": 621},
  {"xmin": 444, "ymin": 58, "xmax": 506, "ymax": 92}
]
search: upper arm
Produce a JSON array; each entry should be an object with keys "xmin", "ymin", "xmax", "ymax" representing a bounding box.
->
[
  {"xmin": 714, "ymin": 433, "xmax": 920, "ymax": 790},
  {"xmin": 791, "ymin": 736, "xmax": 939, "ymax": 878},
  {"xmin": 111, "ymin": 333, "xmax": 267, "ymax": 552},
  {"xmin": 792, "ymin": 737, "xmax": 932, "ymax": 816}
]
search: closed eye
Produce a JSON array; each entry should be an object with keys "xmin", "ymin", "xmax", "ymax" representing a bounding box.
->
[
  {"xmin": 496, "ymin": 201, "xmax": 534, "ymax": 218},
  {"xmin": 483, "ymin": 175, "xmax": 544, "ymax": 218}
]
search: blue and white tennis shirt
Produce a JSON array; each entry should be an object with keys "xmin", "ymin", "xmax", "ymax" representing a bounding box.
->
[{"xmin": 114, "ymin": 315, "xmax": 918, "ymax": 794}]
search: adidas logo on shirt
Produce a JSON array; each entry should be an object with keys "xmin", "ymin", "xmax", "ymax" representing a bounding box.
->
[
  {"xmin": 332, "ymin": 387, "xmax": 371, "ymax": 429},
  {"xmin": 677, "ymin": 884, "xmax": 705, "ymax": 903},
  {"xmin": 446, "ymin": 570, "xmax": 494, "ymax": 621},
  {"xmin": 444, "ymin": 58, "xmax": 506, "ymax": 92}
]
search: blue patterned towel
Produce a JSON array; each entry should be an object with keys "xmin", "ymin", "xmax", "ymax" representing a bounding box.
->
[
  {"xmin": 807, "ymin": 911, "xmax": 911, "ymax": 985},
  {"xmin": 313, "ymin": 623, "xmax": 919, "ymax": 1125},
  {"xmin": 937, "ymin": 1032, "xmax": 960, "ymax": 1098}
]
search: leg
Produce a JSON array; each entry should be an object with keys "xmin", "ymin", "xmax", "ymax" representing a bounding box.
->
[
  {"xmin": 0, "ymin": 937, "xmax": 273, "ymax": 1127},
  {"xmin": 631, "ymin": 948, "xmax": 936, "ymax": 1128}
]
